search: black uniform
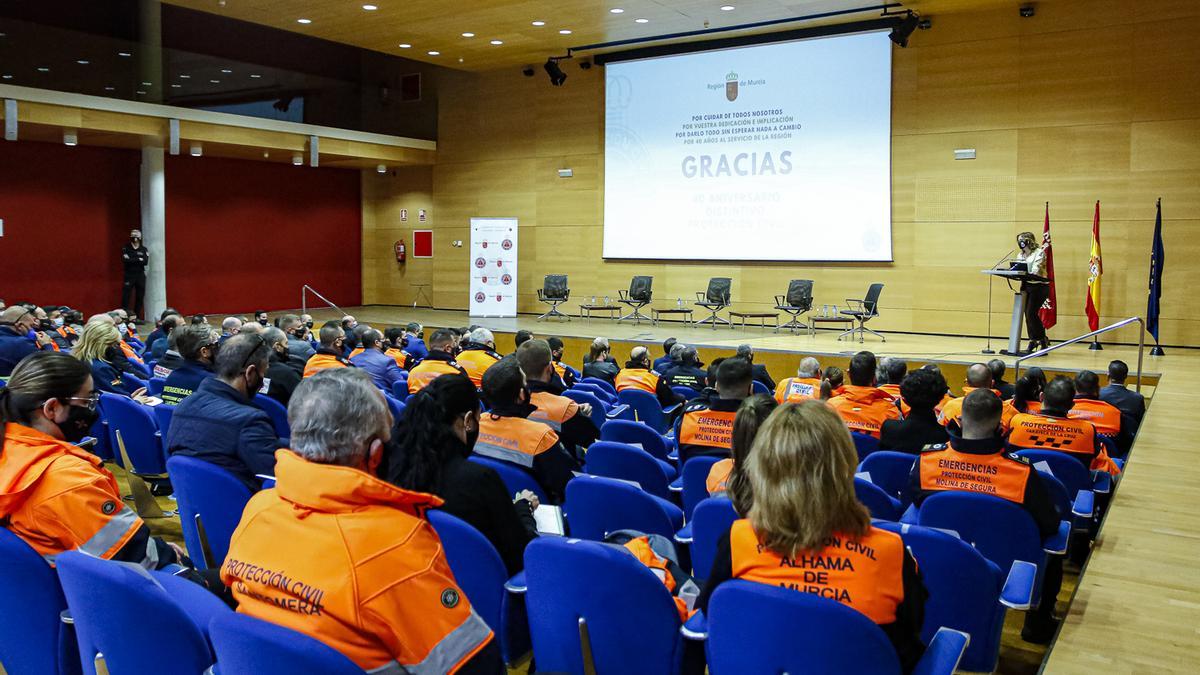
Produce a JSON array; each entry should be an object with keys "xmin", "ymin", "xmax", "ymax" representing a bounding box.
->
[{"xmin": 122, "ymin": 242, "xmax": 150, "ymax": 320}]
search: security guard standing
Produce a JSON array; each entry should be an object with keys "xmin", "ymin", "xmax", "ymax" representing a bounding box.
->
[
  {"xmin": 408, "ymin": 329, "xmax": 470, "ymax": 394},
  {"xmin": 121, "ymin": 229, "xmax": 150, "ymax": 321}
]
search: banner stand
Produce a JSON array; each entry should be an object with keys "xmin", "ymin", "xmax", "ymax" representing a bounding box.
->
[{"xmin": 469, "ymin": 218, "xmax": 518, "ymax": 318}]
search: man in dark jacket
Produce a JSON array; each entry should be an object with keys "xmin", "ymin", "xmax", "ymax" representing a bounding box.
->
[
  {"xmin": 350, "ymin": 329, "xmax": 406, "ymax": 391},
  {"xmin": 1099, "ymin": 359, "xmax": 1145, "ymax": 434},
  {"xmin": 403, "ymin": 322, "xmax": 428, "ymax": 361},
  {"xmin": 166, "ymin": 333, "xmax": 284, "ymax": 492},
  {"xmin": 0, "ymin": 306, "xmax": 54, "ymax": 376},
  {"xmin": 880, "ymin": 369, "xmax": 949, "ymax": 453},
  {"xmin": 263, "ymin": 327, "xmax": 303, "ymax": 406},
  {"xmin": 653, "ymin": 337, "xmax": 678, "ymax": 373},
  {"xmin": 121, "ymin": 229, "xmax": 150, "ymax": 320},
  {"xmin": 662, "ymin": 345, "xmax": 708, "ymax": 394},
  {"xmin": 988, "ymin": 359, "xmax": 1016, "ymax": 401},
  {"xmin": 736, "ymin": 344, "xmax": 775, "ymax": 391},
  {"xmin": 280, "ymin": 314, "xmax": 316, "ymax": 361},
  {"xmin": 161, "ymin": 324, "xmax": 218, "ymax": 405}
]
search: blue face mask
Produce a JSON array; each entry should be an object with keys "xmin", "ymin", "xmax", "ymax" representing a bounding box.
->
[{"xmin": 53, "ymin": 317, "xmax": 64, "ymax": 328}]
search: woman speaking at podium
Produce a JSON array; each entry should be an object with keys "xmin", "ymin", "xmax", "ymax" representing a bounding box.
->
[{"xmin": 1016, "ymin": 231, "xmax": 1050, "ymax": 353}]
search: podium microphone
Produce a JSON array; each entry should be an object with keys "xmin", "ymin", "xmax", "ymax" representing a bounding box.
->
[{"xmin": 983, "ymin": 248, "xmax": 1017, "ymax": 355}]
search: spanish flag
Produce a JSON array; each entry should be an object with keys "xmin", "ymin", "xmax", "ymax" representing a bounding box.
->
[{"xmin": 1085, "ymin": 201, "xmax": 1103, "ymax": 331}]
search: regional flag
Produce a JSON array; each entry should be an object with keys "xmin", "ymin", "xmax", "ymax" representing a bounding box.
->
[
  {"xmin": 1147, "ymin": 200, "xmax": 1165, "ymax": 343},
  {"xmin": 1039, "ymin": 203, "xmax": 1058, "ymax": 330},
  {"xmin": 1085, "ymin": 201, "xmax": 1103, "ymax": 331}
]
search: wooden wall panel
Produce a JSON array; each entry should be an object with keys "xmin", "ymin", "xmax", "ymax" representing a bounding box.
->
[{"xmin": 362, "ymin": 0, "xmax": 1200, "ymax": 346}]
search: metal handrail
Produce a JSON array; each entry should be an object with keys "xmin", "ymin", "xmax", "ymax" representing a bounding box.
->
[
  {"xmin": 301, "ymin": 285, "xmax": 345, "ymax": 318},
  {"xmin": 1014, "ymin": 317, "xmax": 1145, "ymax": 393}
]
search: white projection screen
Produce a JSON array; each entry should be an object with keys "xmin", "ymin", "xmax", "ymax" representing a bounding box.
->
[{"xmin": 603, "ymin": 31, "xmax": 893, "ymax": 261}]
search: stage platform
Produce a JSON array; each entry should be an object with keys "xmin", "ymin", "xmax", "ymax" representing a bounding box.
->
[{"xmin": 294, "ymin": 305, "xmax": 1189, "ymax": 673}]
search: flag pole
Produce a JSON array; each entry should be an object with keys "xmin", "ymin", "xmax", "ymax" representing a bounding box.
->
[{"xmin": 1150, "ymin": 197, "xmax": 1165, "ymax": 356}]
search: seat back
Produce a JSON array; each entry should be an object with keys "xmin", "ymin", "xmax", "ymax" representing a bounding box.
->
[
  {"xmin": 209, "ymin": 612, "xmax": 362, "ymax": 675},
  {"xmin": 707, "ymin": 580, "xmax": 901, "ymax": 675},
  {"xmin": 153, "ymin": 403, "xmax": 176, "ymax": 437},
  {"xmin": 785, "ymin": 279, "xmax": 814, "ymax": 310},
  {"xmin": 1014, "ymin": 449, "xmax": 1092, "ymax": 498},
  {"xmin": 599, "ymin": 418, "xmax": 671, "ymax": 463},
  {"xmin": 427, "ymin": 511, "xmax": 509, "ymax": 648},
  {"xmin": 563, "ymin": 389, "xmax": 608, "ymax": 428},
  {"xmin": 671, "ymin": 385, "xmax": 698, "ymax": 401},
  {"xmin": 854, "ymin": 477, "xmax": 902, "ymax": 520},
  {"xmin": 690, "ymin": 497, "xmax": 739, "ymax": 582},
  {"xmin": 543, "ymin": 274, "xmax": 569, "ymax": 300},
  {"xmin": 628, "ymin": 276, "xmax": 653, "ymax": 303},
  {"xmin": 917, "ymin": 492, "xmax": 1046, "ymax": 581},
  {"xmin": 572, "ymin": 382, "xmax": 615, "ymax": 404},
  {"xmin": 56, "ymin": 552, "xmax": 213, "ymax": 675},
  {"xmin": 468, "ymin": 455, "xmax": 548, "ymax": 503},
  {"xmin": 147, "ymin": 377, "xmax": 166, "ymax": 396},
  {"xmin": 681, "ymin": 456, "xmax": 722, "ymax": 518},
  {"xmin": 99, "ymin": 392, "xmax": 165, "ymax": 474},
  {"xmin": 384, "ymin": 394, "xmax": 406, "ymax": 423},
  {"xmin": 705, "ymin": 277, "xmax": 732, "ymax": 305},
  {"xmin": 253, "ymin": 393, "xmax": 291, "ymax": 439},
  {"xmin": 390, "ymin": 380, "xmax": 407, "ymax": 400},
  {"xmin": 166, "ymin": 455, "xmax": 254, "ymax": 570},
  {"xmin": 581, "ymin": 376, "xmax": 618, "ymax": 397},
  {"xmin": 876, "ymin": 522, "xmax": 1006, "ymax": 672},
  {"xmin": 864, "ymin": 282, "xmax": 885, "ymax": 316},
  {"xmin": 585, "ymin": 442, "xmax": 672, "ymax": 501},
  {"xmin": 751, "ymin": 380, "xmax": 770, "ymax": 395},
  {"xmin": 0, "ymin": 528, "xmax": 78, "ymax": 675},
  {"xmin": 524, "ymin": 537, "xmax": 682, "ymax": 675},
  {"xmin": 618, "ymin": 389, "xmax": 670, "ymax": 434},
  {"xmin": 566, "ymin": 474, "xmax": 679, "ymax": 540},
  {"xmin": 858, "ymin": 451, "xmax": 918, "ymax": 500},
  {"xmin": 851, "ymin": 431, "xmax": 881, "ymax": 462}
]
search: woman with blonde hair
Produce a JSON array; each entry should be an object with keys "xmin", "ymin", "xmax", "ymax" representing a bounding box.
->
[
  {"xmin": 74, "ymin": 321, "xmax": 146, "ymax": 397},
  {"xmin": 696, "ymin": 400, "xmax": 928, "ymax": 672}
]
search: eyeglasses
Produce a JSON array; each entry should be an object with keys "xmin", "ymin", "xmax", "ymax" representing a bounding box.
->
[
  {"xmin": 63, "ymin": 393, "xmax": 100, "ymax": 412},
  {"xmin": 241, "ymin": 334, "xmax": 267, "ymax": 370}
]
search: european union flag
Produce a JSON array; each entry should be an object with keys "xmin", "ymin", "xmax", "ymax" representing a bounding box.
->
[{"xmin": 1147, "ymin": 200, "xmax": 1164, "ymax": 347}]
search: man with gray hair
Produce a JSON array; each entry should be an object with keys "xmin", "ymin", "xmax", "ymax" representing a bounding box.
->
[
  {"xmin": 878, "ymin": 357, "xmax": 908, "ymax": 402},
  {"xmin": 220, "ymin": 316, "xmax": 243, "ymax": 343},
  {"xmin": 456, "ymin": 326, "xmax": 502, "ymax": 388},
  {"xmin": 161, "ymin": 324, "xmax": 219, "ymax": 405},
  {"xmin": 615, "ymin": 345, "xmax": 682, "ymax": 408},
  {"xmin": 167, "ymin": 333, "xmax": 284, "ymax": 492},
  {"xmin": 350, "ymin": 328, "xmax": 405, "ymax": 392},
  {"xmin": 221, "ymin": 368, "xmax": 500, "ymax": 673},
  {"xmin": 775, "ymin": 356, "xmax": 822, "ymax": 402},
  {"xmin": 735, "ymin": 343, "xmax": 776, "ymax": 391},
  {"xmin": 663, "ymin": 345, "xmax": 708, "ymax": 393},
  {"xmin": 0, "ymin": 305, "xmax": 53, "ymax": 375}
]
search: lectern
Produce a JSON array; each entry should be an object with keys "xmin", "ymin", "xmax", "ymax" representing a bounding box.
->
[{"xmin": 982, "ymin": 267, "xmax": 1050, "ymax": 356}]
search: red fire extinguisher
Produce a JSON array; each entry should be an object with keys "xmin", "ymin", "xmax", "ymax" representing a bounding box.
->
[{"xmin": 395, "ymin": 240, "xmax": 406, "ymax": 264}]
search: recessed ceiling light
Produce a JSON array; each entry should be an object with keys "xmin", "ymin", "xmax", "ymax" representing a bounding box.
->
[
  {"xmin": 117, "ymin": 51, "xmax": 132, "ymax": 57},
  {"xmin": 1, "ymin": 74, "xmax": 12, "ymax": 80},
  {"xmin": 398, "ymin": 43, "xmax": 411, "ymax": 48},
  {"xmin": 104, "ymin": 85, "xmax": 115, "ymax": 91},
  {"xmin": 171, "ymin": 84, "xmax": 181, "ymax": 88},
  {"xmin": 136, "ymin": 90, "xmax": 147, "ymax": 95},
  {"xmin": 427, "ymin": 50, "xmax": 440, "ymax": 55},
  {"xmin": 250, "ymin": 73, "xmax": 262, "ymax": 78},
  {"xmin": 462, "ymin": 32, "xmax": 475, "ymax": 37},
  {"xmin": 532, "ymin": 20, "xmax": 545, "ymax": 26},
  {"xmin": 611, "ymin": 8, "xmax": 625, "ymax": 13},
  {"xmin": 141, "ymin": 81, "xmax": 152, "ymax": 86},
  {"xmin": 297, "ymin": 18, "xmax": 312, "ymax": 24},
  {"xmin": 490, "ymin": 39, "xmax": 503, "ymax": 45},
  {"xmin": 179, "ymin": 74, "xmax": 191, "ymax": 79},
  {"xmin": 362, "ymin": 4, "xmax": 378, "ymax": 10},
  {"xmin": 635, "ymin": 17, "xmax": 649, "ymax": 23},
  {"xmin": 37, "ymin": 67, "xmax": 50, "ymax": 72},
  {"xmin": 559, "ymin": 29, "xmax": 572, "ymax": 34},
  {"xmin": 221, "ymin": 68, "xmax": 232, "ymax": 73},
  {"xmin": 76, "ymin": 59, "xmax": 90, "ymax": 65},
  {"xmin": 720, "ymin": 5, "xmax": 735, "ymax": 10},
  {"xmin": 210, "ymin": 79, "xmax": 220, "ymax": 83}
]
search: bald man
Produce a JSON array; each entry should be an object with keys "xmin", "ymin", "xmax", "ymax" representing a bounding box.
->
[
  {"xmin": 938, "ymin": 363, "xmax": 1018, "ymax": 432},
  {"xmin": 0, "ymin": 306, "xmax": 54, "ymax": 375},
  {"xmin": 615, "ymin": 345, "xmax": 682, "ymax": 408}
]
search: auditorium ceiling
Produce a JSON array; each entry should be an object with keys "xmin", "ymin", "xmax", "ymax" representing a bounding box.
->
[{"xmin": 162, "ymin": 0, "xmax": 1019, "ymax": 71}]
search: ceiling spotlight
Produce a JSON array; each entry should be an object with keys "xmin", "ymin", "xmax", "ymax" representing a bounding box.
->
[
  {"xmin": 398, "ymin": 43, "xmax": 411, "ymax": 48},
  {"xmin": 462, "ymin": 32, "xmax": 475, "ymax": 37},
  {"xmin": 635, "ymin": 18, "xmax": 649, "ymax": 23},
  {"xmin": 221, "ymin": 68, "xmax": 232, "ymax": 73},
  {"xmin": 376, "ymin": 164, "xmax": 387, "ymax": 174},
  {"xmin": 1020, "ymin": 4, "xmax": 1035, "ymax": 17},
  {"xmin": 141, "ymin": 81, "xmax": 152, "ymax": 86},
  {"xmin": 889, "ymin": 11, "xmax": 920, "ymax": 47},
  {"xmin": 179, "ymin": 74, "xmax": 191, "ymax": 79},
  {"xmin": 171, "ymin": 84, "xmax": 181, "ymax": 88},
  {"xmin": 292, "ymin": 152, "xmax": 303, "ymax": 165},
  {"xmin": 63, "ymin": 129, "xmax": 78, "ymax": 146},
  {"xmin": 610, "ymin": 8, "xmax": 624, "ymax": 13},
  {"xmin": 544, "ymin": 58, "xmax": 568, "ymax": 86},
  {"xmin": 263, "ymin": 151, "xmax": 270, "ymax": 158},
  {"xmin": 76, "ymin": 59, "xmax": 90, "ymax": 65},
  {"xmin": 296, "ymin": 18, "xmax": 312, "ymax": 24},
  {"xmin": 190, "ymin": 143, "xmax": 203, "ymax": 157},
  {"xmin": 362, "ymin": 4, "xmax": 378, "ymax": 10},
  {"xmin": 532, "ymin": 20, "xmax": 545, "ymax": 26},
  {"xmin": 117, "ymin": 51, "xmax": 132, "ymax": 57},
  {"xmin": 559, "ymin": 29, "xmax": 572, "ymax": 34},
  {"xmin": 210, "ymin": 79, "xmax": 220, "ymax": 83},
  {"xmin": 37, "ymin": 67, "xmax": 50, "ymax": 72},
  {"xmin": 490, "ymin": 39, "xmax": 503, "ymax": 45},
  {"xmin": 250, "ymin": 73, "xmax": 262, "ymax": 78},
  {"xmin": 720, "ymin": 5, "xmax": 735, "ymax": 10},
  {"xmin": 428, "ymin": 50, "xmax": 440, "ymax": 55}
]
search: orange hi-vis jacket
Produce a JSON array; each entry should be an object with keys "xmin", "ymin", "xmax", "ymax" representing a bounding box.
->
[
  {"xmin": 118, "ymin": 340, "xmax": 143, "ymax": 364},
  {"xmin": 407, "ymin": 353, "xmax": 468, "ymax": 394},
  {"xmin": 0, "ymin": 423, "xmax": 153, "ymax": 566},
  {"xmin": 303, "ymin": 351, "xmax": 351, "ymax": 378},
  {"xmin": 348, "ymin": 347, "xmax": 365, "ymax": 360},
  {"xmin": 456, "ymin": 347, "xmax": 501, "ymax": 388},
  {"xmin": 221, "ymin": 450, "xmax": 493, "ymax": 674},
  {"xmin": 827, "ymin": 386, "xmax": 902, "ymax": 438},
  {"xmin": 775, "ymin": 377, "xmax": 821, "ymax": 403},
  {"xmin": 1008, "ymin": 412, "xmax": 1121, "ymax": 475},
  {"xmin": 615, "ymin": 367, "xmax": 661, "ymax": 395},
  {"xmin": 707, "ymin": 458, "xmax": 734, "ymax": 495},
  {"xmin": 917, "ymin": 444, "xmax": 1033, "ymax": 504},
  {"xmin": 878, "ymin": 383, "xmax": 911, "ymax": 416},
  {"xmin": 551, "ymin": 361, "xmax": 575, "ymax": 387},
  {"xmin": 384, "ymin": 347, "xmax": 412, "ymax": 370},
  {"xmin": 528, "ymin": 390, "xmax": 581, "ymax": 432},
  {"xmin": 1068, "ymin": 397, "xmax": 1123, "ymax": 437},
  {"xmin": 475, "ymin": 415, "xmax": 560, "ymax": 469},
  {"xmin": 729, "ymin": 519, "xmax": 907, "ymax": 625},
  {"xmin": 677, "ymin": 397, "xmax": 740, "ymax": 463},
  {"xmin": 938, "ymin": 388, "xmax": 1018, "ymax": 432},
  {"xmin": 623, "ymin": 535, "xmax": 695, "ymax": 622}
]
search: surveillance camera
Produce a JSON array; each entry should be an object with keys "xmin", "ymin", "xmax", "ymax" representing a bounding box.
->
[
  {"xmin": 1019, "ymin": 4, "xmax": 1035, "ymax": 17},
  {"xmin": 579, "ymin": 60, "xmax": 592, "ymax": 70},
  {"xmin": 917, "ymin": 18, "xmax": 932, "ymax": 30},
  {"xmin": 522, "ymin": 66, "xmax": 535, "ymax": 77}
]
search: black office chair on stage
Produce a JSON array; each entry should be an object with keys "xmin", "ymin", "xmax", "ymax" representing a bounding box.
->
[
  {"xmin": 617, "ymin": 276, "xmax": 654, "ymax": 324},
  {"xmin": 839, "ymin": 283, "xmax": 886, "ymax": 343},
  {"xmin": 537, "ymin": 274, "xmax": 571, "ymax": 321},
  {"xmin": 695, "ymin": 277, "xmax": 732, "ymax": 329},
  {"xmin": 774, "ymin": 279, "xmax": 814, "ymax": 334}
]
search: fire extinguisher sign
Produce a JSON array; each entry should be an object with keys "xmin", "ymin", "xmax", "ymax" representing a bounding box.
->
[{"xmin": 469, "ymin": 217, "xmax": 518, "ymax": 318}]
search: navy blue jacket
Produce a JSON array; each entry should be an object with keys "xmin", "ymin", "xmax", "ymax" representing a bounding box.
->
[
  {"xmin": 166, "ymin": 378, "xmax": 283, "ymax": 492},
  {"xmin": 1100, "ymin": 383, "xmax": 1146, "ymax": 432},
  {"xmin": 350, "ymin": 347, "xmax": 405, "ymax": 391},
  {"xmin": 0, "ymin": 326, "xmax": 40, "ymax": 376},
  {"xmin": 653, "ymin": 355, "xmax": 677, "ymax": 374},
  {"xmin": 161, "ymin": 360, "xmax": 215, "ymax": 405},
  {"xmin": 90, "ymin": 359, "xmax": 142, "ymax": 396},
  {"xmin": 405, "ymin": 336, "xmax": 429, "ymax": 361},
  {"xmin": 149, "ymin": 337, "xmax": 170, "ymax": 361}
]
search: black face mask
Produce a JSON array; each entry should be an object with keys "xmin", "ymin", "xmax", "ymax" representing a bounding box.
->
[
  {"xmin": 305, "ymin": 321, "xmax": 314, "ymax": 329},
  {"xmin": 38, "ymin": 319, "xmax": 52, "ymax": 332},
  {"xmin": 61, "ymin": 404, "xmax": 100, "ymax": 443},
  {"xmin": 258, "ymin": 319, "xmax": 268, "ymax": 326},
  {"xmin": 104, "ymin": 344, "xmax": 123, "ymax": 361},
  {"xmin": 246, "ymin": 370, "xmax": 265, "ymax": 396}
]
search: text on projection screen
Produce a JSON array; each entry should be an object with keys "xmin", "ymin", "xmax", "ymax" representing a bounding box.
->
[{"xmin": 603, "ymin": 31, "xmax": 893, "ymax": 261}]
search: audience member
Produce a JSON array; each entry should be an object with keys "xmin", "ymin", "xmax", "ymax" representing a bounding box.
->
[
  {"xmin": 917, "ymin": 364, "xmax": 953, "ymax": 413},
  {"xmin": 457, "ymin": 328, "xmax": 503, "ymax": 388},
  {"xmin": 517, "ymin": 339, "xmax": 598, "ymax": 455},
  {"xmin": 735, "ymin": 344, "xmax": 775, "ymax": 391},
  {"xmin": 350, "ymin": 329, "xmax": 406, "ymax": 391},
  {"xmin": 73, "ymin": 322, "xmax": 146, "ymax": 397},
  {"xmin": 407, "ymin": 329, "xmax": 469, "ymax": 394},
  {"xmin": 0, "ymin": 305, "xmax": 54, "ymax": 376},
  {"xmin": 1011, "ymin": 374, "xmax": 1043, "ymax": 414},
  {"xmin": 822, "ymin": 365, "xmax": 845, "ymax": 399},
  {"xmin": 662, "ymin": 345, "xmax": 708, "ymax": 393},
  {"xmin": 303, "ymin": 323, "xmax": 351, "ymax": 378},
  {"xmin": 775, "ymin": 357, "xmax": 821, "ymax": 403},
  {"xmin": 221, "ymin": 369, "xmax": 499, "ymax": 673},
  {"xmin": 879, "ymin": 369, "xmax": 950, "ymax": 453},
  {"xmin": 904, "ymin": 388, "xmax": 1059, "ymax": 643},
  {"xmin": 653, "ymin": 337, "xmax": 679, "ymax": 373},
  {"xmin": 938, "ymin": 363, "xmax": 1017, "ymax": 432},
  {"xmin": 615, "ymin": 346, "xmax": 681, "ymax": 408},
  {"xmin": 877, "ymin": 357, "xmax": 908, "ymax": 404},
  {"xmin": 988, "ymin": 359, "xmax": 1015, "ymax": 400},
  {"xmin": 699, "ymin": 401, "xmax": 928, "ymax": 670},
  {"xmin": 706, "ymin": 394, "xmax": 777, "ymax": 510},
  {"xmin": 253, "ymin": 310, "xmax": 269, "ymax": 327},
  {"xmin": 547, "ymin": 336, "xmax": 577, "ymax": 389},
  {"xmin": 1008, "ymin": 377, "xmax": 1121, "ymax": 475},
  {"xmin": 262, "ymin": 327, "xmax": 302, "ymax": 406},
  {"xmin": 677, "ymin": 357, "xmax": 753, "ymax": 465},
  {"xmin": 404, "ymin": 322, "xmax": 428, "ymax": 361},
  {"xmin": 0, "ymin": 352, "xmax": 182, "ymax": 569},
  {"xmin": 161, "ymin": 324, "xmax": 218, "ymax": 405},
  {"xmin": 827, "ymin": 351, "xmax": 902, "ymax": 438},
  {"xmin": 514, "ymin": 329, "xmax": 534, "ymax": 351},
  {"xmin": 477, "ymin": 357, "xmax": 578, "ymax": 504},
  {"xmin": 220, "ymin": 316, "xmax": 243, "ymax": 343},
  {"xmin": 143, "ymin": 309, "xmax": 178, "ymax": 352},
  {"xmin": 581, "ymin": 337, "xmax": 619, "ymax": 383},
  {"xmin": 149, "ymin": 314, "xmax": 184, "ymax": 360},
  {"xmin": 1069, "ymin": 370, "xmax": 1127, "ymax": 443},
  {"xmin": 280, "ymin": 314, "xmax": 316, "ymax": 360},
  {"xmin": 152, "ymin": 329, "xmax": 187, "ymax": 379},
  {"xmin": 383, "ymin": 327, "xmax": 413, "ymax": 369},
  {"xmin": 386, "ymin": 374, "xmax": 538, "ymax": 575},
  {"xmin": 167, "ymin": 333, "xmax": 284, "ymax": 492},
  {"xmin": 1099, "ymin": 359, "xmax": 1145, "ymax": 433}
]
